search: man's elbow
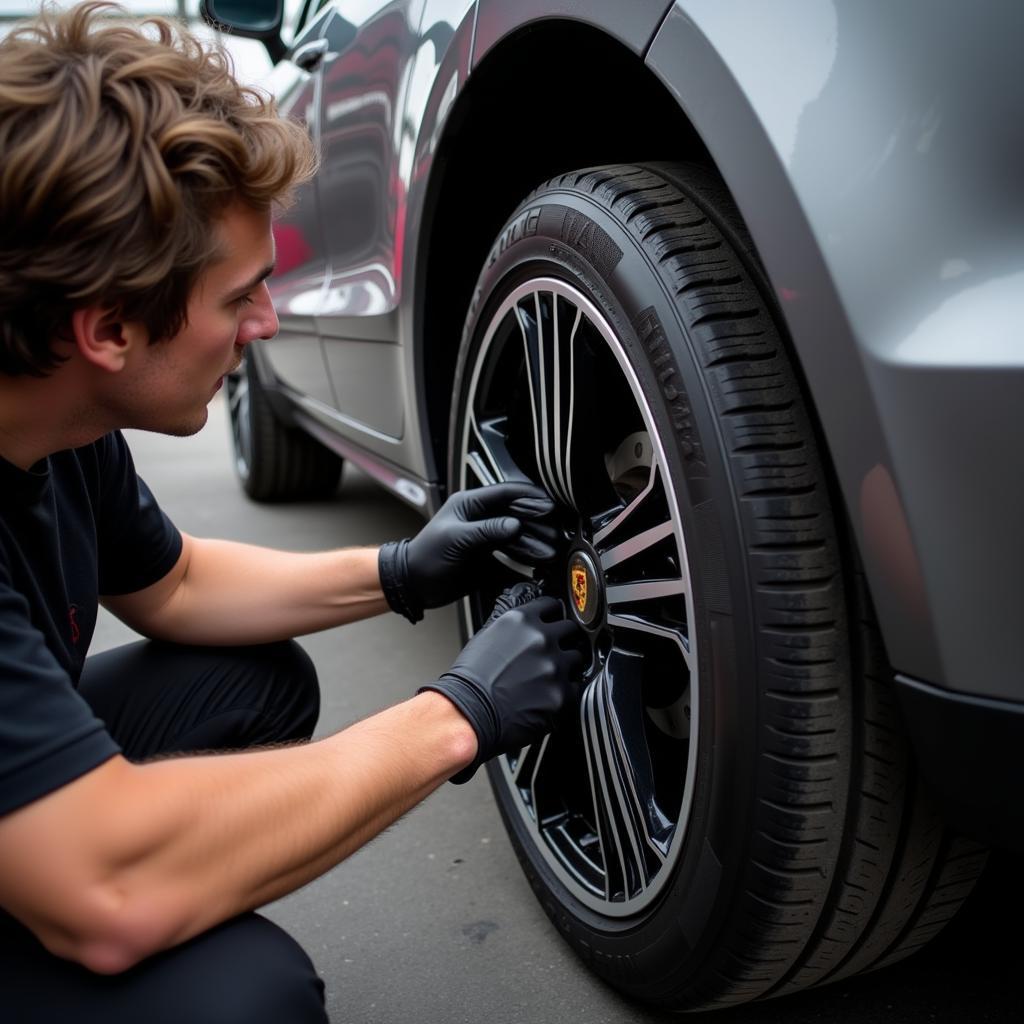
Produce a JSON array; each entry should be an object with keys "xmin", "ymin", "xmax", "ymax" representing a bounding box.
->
[
  {"xmin": 70, "ymin": 934, "xmax": 147, "ymax": 976},
  {"xmin": 39, "ymin": 888, "xmax": 180, "ymax": 975}
]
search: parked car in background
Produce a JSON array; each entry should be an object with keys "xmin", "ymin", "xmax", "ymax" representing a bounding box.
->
[{"xmin": 203, "ymin": 0, "xmax": 1024, "ymax": 1012}]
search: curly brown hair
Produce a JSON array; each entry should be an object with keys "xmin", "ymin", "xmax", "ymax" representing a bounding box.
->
[{"xmin": 0, "ymin": 1, "xmax": 316, "ymax": 376}]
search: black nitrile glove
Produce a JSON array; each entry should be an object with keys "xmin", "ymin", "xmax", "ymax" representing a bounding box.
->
[
  {"xmin": 378, "ymin": 482, "xmax": 558, "ymax": 623},
  {"xmin": 421, "ymin": 582, "xmax": 585, "ymax": 783}
]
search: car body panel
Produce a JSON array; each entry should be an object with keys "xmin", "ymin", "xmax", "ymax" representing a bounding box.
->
[
  {"xmin": 646, "ymin": 0, "xmax": 1024, "ymax": 703},
  {"xmin": 263, "ymin": 9, "xmax": 338, "ymax": 409},
  {"xmin": 314, "ymin": 2, "xmax": 416, "ymax": 439},
  {"xmin": 259, "ymin": 0, "xmax": 474, "ymax": 493}
]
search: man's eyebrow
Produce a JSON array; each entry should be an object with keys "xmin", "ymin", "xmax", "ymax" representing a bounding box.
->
[{"xmin": 226, "ymin": 262, "xmax": 276, "ymax": 300}]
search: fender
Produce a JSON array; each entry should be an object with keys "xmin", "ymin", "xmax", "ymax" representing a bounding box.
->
[{"xmin": 647, "ymin": 0, "xmax": 1024, "ymax": 699}]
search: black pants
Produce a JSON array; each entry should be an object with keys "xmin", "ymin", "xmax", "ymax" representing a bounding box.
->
[{"xmin": 1, "ymin": 639, "xmax": 328, "ymax": 1024}]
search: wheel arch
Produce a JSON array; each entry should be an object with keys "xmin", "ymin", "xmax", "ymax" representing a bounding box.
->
[{"xmin": 414, "ymin": 18, "xmax": 712, "ymax": 494}]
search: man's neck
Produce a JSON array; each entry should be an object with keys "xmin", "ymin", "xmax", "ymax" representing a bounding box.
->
[{"xmin": 0, "ymin": 369, "xmax": 106, "ymax": 470}]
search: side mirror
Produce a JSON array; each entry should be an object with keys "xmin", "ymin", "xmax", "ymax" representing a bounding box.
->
[{"xmin": 200, "ymin": 0, "xmax": 286, "ymax": 64}]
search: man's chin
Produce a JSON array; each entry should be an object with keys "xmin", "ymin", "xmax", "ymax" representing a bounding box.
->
[{"xmin": 153, "ymin": 407, "xmax": 209, "ymax": 438}]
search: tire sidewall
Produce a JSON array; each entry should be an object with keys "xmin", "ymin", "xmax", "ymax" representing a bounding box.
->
[{"xmin": 449, "ymin": 181, "xmax": 762, "ymax": 979}]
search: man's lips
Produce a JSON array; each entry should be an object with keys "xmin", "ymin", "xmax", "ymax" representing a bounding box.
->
[
  {"xmin": 220, "ymin": 355, "xmax": 243, "ymax": 384},
  {"xmin": 215, "ymin": 349, "xmax": 245, "ymax": 392}
]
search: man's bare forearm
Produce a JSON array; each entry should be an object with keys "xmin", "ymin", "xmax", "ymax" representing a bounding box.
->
[
  {"xmin": 0, "ymin": 691, "xmax": 475, "ymax": 973},
  {"xmin": 105, "ymin": 535, "xmax": 391, "ymax": 645}
]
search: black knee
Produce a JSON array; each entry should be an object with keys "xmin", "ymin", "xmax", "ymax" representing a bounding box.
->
[
  {"xmin": 0, "ymin": 914, "xmax": 327, "ymax": 1024},
  {"xmin": 79, "ymin": 638, "xmax": 321, "ymax": 758},
  {"xmin": 259, "ymin": 639, "xmax": 321, "ymax": 742},
  {"xmin": 163, "ymin": 915, "xmax": 327, "ymax": 1024}
]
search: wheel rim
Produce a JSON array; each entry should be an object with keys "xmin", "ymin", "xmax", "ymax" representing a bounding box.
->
[
  {"xmin": 458, "ymin": 277, "xmax": 700, "ymax": 917},
  {"xmin": 227, "ymin": 362, "xmax": 252, "ymax": 481}
]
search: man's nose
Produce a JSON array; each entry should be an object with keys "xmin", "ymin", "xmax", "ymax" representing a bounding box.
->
[{"xmin": 240, "ymin": 283, "xmax": 279, "ymax": 344}]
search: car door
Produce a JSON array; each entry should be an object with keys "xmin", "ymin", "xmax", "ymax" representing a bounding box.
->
[
  {"xmin": 310, "ymin": 0, "xmax": 423, "ymax": 440},
  {"xmin": 258, "ymin": 3, "xmax": 337, "ymax": 408}
]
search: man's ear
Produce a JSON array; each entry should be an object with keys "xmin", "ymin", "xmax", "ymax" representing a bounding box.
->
[{"xmin": 69, "ymin": 307, "xmax": 149, "ymax": 373}]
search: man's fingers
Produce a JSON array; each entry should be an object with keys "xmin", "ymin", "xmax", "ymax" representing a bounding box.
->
[
  {"xmin": 518, "ymin": 595, "xmax": 564, "ymax": 622},
  {"xmin": 503, "ymin": 532, "xmax": 558, "ymax": 563},
  {"xmin": 550, "ymin": 618, "xmax": 586, "ymax": 648},
  {"xmin": 468, "ymin": 515, "xmax": 559, "ymax": 563},
  {"xmin": 459, "ymin": 482, "xmax": 554, "ymax": 519},
  {"xmin": 507, "ymin": 494, "xmax": 557, "ymax": 519},
  {"xmin": 473, "ymin": 516, "xmax": 521, "ymax": 545}
]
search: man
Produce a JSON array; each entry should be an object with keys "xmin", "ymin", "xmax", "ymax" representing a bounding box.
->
[{"xmin": 0, "ymin": 4, "xmax": 583, "ymax": 1020}]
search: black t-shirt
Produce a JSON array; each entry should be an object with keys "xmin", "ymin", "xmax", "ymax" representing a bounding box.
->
[{"xmin": 0, "ymin": 432, "xmax": 182, "ymax": 818}]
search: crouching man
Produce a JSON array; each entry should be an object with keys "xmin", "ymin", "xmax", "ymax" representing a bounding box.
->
[{"xmin": 0, "ymin": 4, "xmax": 582, "ymax": 1020}]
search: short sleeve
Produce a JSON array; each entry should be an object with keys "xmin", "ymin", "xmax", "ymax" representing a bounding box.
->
[
  {"xmin": 95, "ymin": 432, "xmax": 183, "ymax": 596},
  {"xmin": 0, "ymin": 570, "xmax": 120, "ymax": 817}
]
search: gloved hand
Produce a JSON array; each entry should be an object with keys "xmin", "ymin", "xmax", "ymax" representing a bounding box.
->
[
  {"xmin": 421, "ymin": 582, "xmax": 585, "ymax": 783},
  {"xmin": 378, "ymin": 482, "xmax": 558, "ymax": 623}
]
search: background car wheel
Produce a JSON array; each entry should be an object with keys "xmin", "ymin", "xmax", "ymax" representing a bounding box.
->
[
  {"xmin": 227, "ymin": 352, "xmax": 343, "ymax": 502},
  {"xmin": 448, "ymin": 163, "xmax": 987, "ymax": 1011}
]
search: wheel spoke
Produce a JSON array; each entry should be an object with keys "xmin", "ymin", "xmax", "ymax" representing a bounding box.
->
[
  {"xmin": 599, "ymin": 519, "xmax": 675, "ymax": 571},
  {"xmin": 607, "ymin": 612, "xmax": 693, "ymax": 671},
  {"xmin": 463, "ymin": 411, "xmax": 539, "ymax": 578},
  {"xmin": 510, "ymin": 735, "xmax": 550, "ymax": 818},
  {"xmin": 517, "ymin": 292, "xmax": 587, "ymax": 510},
  {"xmin": 581, "ymin": 648, "xmax": 671, "ymax": 901},
  {"xmin": 606, "ymin": 579, "xmax": 686, "ymax": 606},
  {"xmin": 464, "ymin": 412, "xmax": 519, "ymax": 488},
  {"xmin": 593, "ymin": 458, "xmax": 660, "ymax": 545}
]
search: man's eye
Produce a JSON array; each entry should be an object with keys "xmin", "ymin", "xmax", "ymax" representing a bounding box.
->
[{"xmin": 235, "ymin": 293, "xmax": 255, "ymax": 308}]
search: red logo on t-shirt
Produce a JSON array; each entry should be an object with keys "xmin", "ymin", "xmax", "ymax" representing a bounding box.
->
[{"xmin": 68, "ymin": 605, "xmax": 80, "ymax": 645}]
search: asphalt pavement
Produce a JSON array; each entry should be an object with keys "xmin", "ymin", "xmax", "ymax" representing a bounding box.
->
[{"xmin": 92, "ymin": 395, "xmax": 1020, "ymax": 1024}]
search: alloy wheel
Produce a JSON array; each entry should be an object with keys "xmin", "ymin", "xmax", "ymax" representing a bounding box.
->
[{"xmin": 457, "ymin": 277, "xmax": 700, "ymax": 916}]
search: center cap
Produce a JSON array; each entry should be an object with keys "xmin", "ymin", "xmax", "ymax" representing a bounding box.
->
[{"xmin": 567, "ymin": 549, "xmax": 602, "ymax": 627}]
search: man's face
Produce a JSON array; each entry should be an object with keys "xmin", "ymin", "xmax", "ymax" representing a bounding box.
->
[{"xmin": 115, "ymin": 202, "xmax": 278, "ymax": 437}]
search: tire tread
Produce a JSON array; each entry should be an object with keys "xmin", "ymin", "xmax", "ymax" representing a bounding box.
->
[
  {"xmin": 534, "ymin": 163, "xmax": 985, "ymax": 1008},
  {"xmin": 237, "ymin": 357, "xmax": 343, "ymax": 502}
]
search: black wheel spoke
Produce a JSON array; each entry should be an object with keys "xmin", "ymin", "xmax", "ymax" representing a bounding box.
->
[
  {"xmin": 593, "ymin": 457, "xmax": 661, "ymax": 545},
  {"xmin": 606, "ymin": 611, "xmax": 692, "ymax": 666},
  {"xmin": 517, "ymin": 292, "xmax": 597, "ymax": 511},
  {"xmin": 606, "ymin": 577, "xmax": 686, "ymax": 606},
  {"xmin": 581, "ymin": 648, "xmax": 672, "ymax": 901},
  {"xmin": 464, "ymin": 411, "xmax": 520, "ymax": 488},
  {"xmin": 508, "ymin": 734, "xmax": 550, "ymax": 817},
  {"xmin": 599, "ymin": 519, "xmax": 676, "ymax": 571},
  {"xmin": 463, "ymin": 412, "xmax": 540, "ymax": 579}
]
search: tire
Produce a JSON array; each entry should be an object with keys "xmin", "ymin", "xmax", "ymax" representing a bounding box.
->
[
  {"xmin": 227, "ymin": 351, "xmax": 343, "ymax": 502},
  {"xmin": 448, "ymin": 163, "xmax": 986, "ymax": 1011}
]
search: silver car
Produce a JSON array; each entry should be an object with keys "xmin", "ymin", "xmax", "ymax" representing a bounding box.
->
[{"xmin": 204, "ymin": 0, "xmax": 1024, "ymax": 1011}]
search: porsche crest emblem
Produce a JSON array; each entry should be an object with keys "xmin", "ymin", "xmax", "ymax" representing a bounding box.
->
[
  {"xmin": 567, "ymin": 550, "xmax": 601, "ymax": 627},
  {"xmin": 572, "ymin": 566, "xmax": 588, "ymax": 615}
]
